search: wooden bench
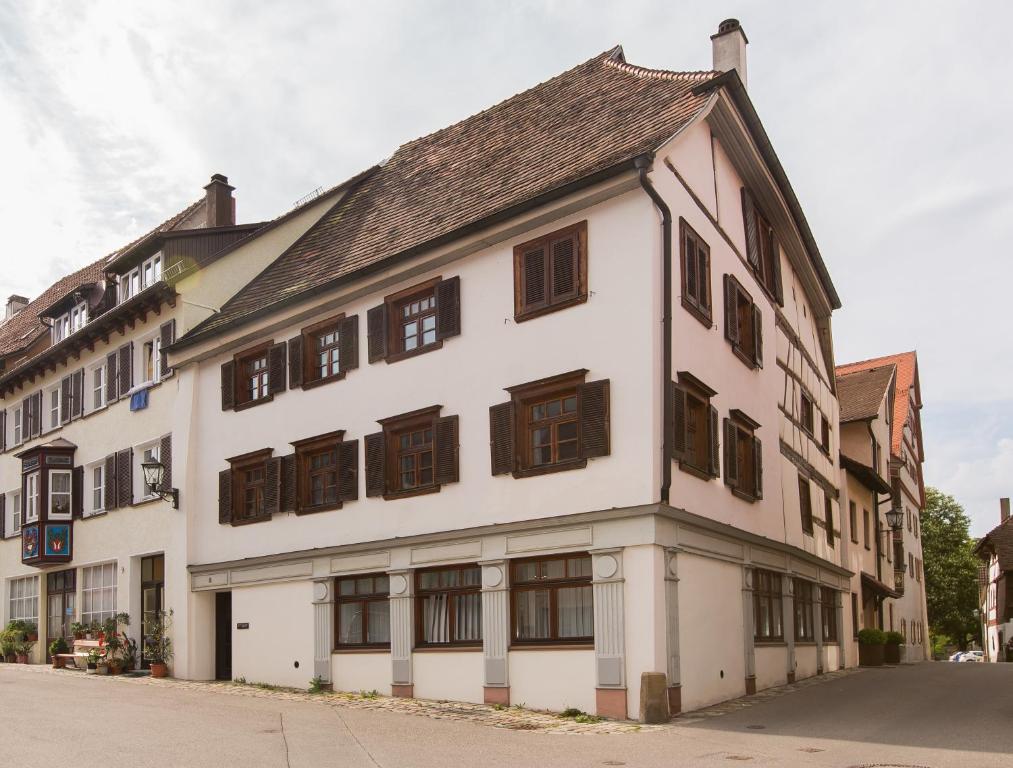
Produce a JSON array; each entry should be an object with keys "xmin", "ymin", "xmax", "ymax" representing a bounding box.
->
[{"xmin": 69, "ymin": 639, "xmax": 105, "ymax": 670}]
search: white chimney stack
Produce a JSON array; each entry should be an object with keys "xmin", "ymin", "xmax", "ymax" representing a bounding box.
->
[{"xmin": 711, "ymin": 18, "xmax": 748, "ymax": 88}]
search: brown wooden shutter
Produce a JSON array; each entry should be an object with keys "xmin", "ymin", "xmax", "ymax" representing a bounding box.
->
[
  {"xmin": 71, "ymin": 369, "xmax": 84, "ymax": 419},
  {"xmin": 221, "ymin": 361, "xmax": 235, "ymax": 410},
  {"xmin": 339, "ymin": 314, "xmax": 359, "ymax": 372},
  {"xmin": 288, "ymin": 336, "xmax": 304, "ymax": 389},
  {"xmin": 550, "ymin": 234, "xmax": 578, "ymax": 301},
  {"xmin": 159, "ymin": 320, "xmax": 175, "ymax": 378},
  {"xmin": 670, "ymin": 382, "xmax": 688, "ymax": 462},
  {"xmin": 0, "ymin": 494, "xmax": 5, "ymax": 538},
  {"xmin": 741, "ymin": 188, "xmax": 760, "ymax": 269},
  {"xmin": 118, "ymin": 343, "xmax": 132, "ymax": 395},
  {"xmin": 707, "ymin": 405, "xmax": 720, "ymax": 477},
  {"xmin": 338, "ymin": 439, "xmax": 358, "ymax": 502},
  {"xmin": 364, "ymin": 432, "xmax": 386, "ymax": 496},
  {"xmin": 264, "ymin": 457, "xmax": 281, "ymax": 516},
  {"xmin": 281, "ymin": 453, "xmax": 297, "ymax": 512},
  {"xmin": 825, "ymin": 496, "xmax": 834, "ymax": 545},
  {"xmin": 104, "ymin": 455, "xmax": 117, "ymax": 511},
  {"xmin": 106, "ymin": 352, "xmax": 119, "ymax": 402},
  {"xmin": 435, "ymin": 276, "xmax": 461, "ymax": 340},
  {"xmin": 116, "ymin": 449, "xmax": 133, "ymax": 507},
  {"xmin": 0, "ymin": 410, "xmax": 5, "ymax": 453},
  {"xmin": 60, "ymin": 376, "xmax": 72, "ymax": 425},
  {"xmin": 724, "ymin": 275, "xmax": 739, "ymax": 346},
  {"xmin": 521, "ymin": 245, "xmax": 547, "ymax": 312},
  {"xmin": 489, "ymin": 402, "xmax": 515, "ymax": 476},
  {"xmin": 753, "ymin": 436, "xmax": 763, "ymax": 499},
  {"xmin": 752, "ymin": 305, "xmax": 763, "ymax": 368},
  {"xmin": 72, "ymin": 466, "xmax": 83, "ymax": 519},
  {"xmin": 159, "ymin": 434, "xmax": 172, "ymax": 493},
  {"xmin": 21, "ymin": 396, "xmax": 30, "ymax": 439},
  {"xmin": 723, "ymin": 419, "xmax": 739, "ymax": 488},
  {"xmin": 769, "ymin": 235, "xmax": 784, "ymax": 305},
  {"xmin": 434, "ymin": 414, "xmax": 459, "ymax": 485},
  {"xmin": 578, "ymin": 379, "xmax": 610, "ymax": 458},
  {"xmin": 367, "ymin": 305, "xmax": 387, "ymax": 363},
  {"xmin": 218, "ymin": 469, "xmax": 232, "ymax": 524},
  {"xmin": 32, "ymin": 392, "xmax": 42, "ymax": 437},
  {"xmin": 268, "ymin": 342, "xmax": 287, "ymax": 395}
]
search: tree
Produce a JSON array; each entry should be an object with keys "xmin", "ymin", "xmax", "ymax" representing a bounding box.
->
[{"xmin": 921, "ymin": 488, "xmax": 980, "ymax": 650}]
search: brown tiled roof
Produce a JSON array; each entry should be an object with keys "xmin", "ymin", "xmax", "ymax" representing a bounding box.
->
[
  {"xmin": 0, "ymin": 199, "xmax": 202, "ymax": 365},
  {"xmin": 976, "ymin": 519, "xmax": 1013, "ymax": 571},
  {"xmin": 835, "ymin": 364, "xmax": 895, "ymax": 423},
  {"xmin": 837, "ymin": 352, "xmax": 918, "ymax": 455},
  {"xmin": 180, "ymin": 48, "xmax": 718, "ymax": 344}
]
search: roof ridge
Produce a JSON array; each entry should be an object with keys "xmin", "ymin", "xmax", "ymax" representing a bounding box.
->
[
  {"xmin": 836, "ymin": 351, "xmax": 917, "ymax": 371},
  {"xmin": 601, "ymin": 55, "xmax": 718, "ymax": 82}
]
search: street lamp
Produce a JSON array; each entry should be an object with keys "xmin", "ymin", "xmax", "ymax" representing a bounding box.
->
[
  {"xmin": 141, "ymin": 460, "xmax": 179, "ymax": 510},
  {"xmin": 884, "ymin": 506, "xmax": 904, "ymax": 531}
]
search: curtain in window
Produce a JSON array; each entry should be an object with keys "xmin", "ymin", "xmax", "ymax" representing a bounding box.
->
[
  {"xmin": 422, "ymin": 593, "xmax": 449, "ymax": 643},
  {"xmin": 338, "ymin": 603, "xmax": 363, "ymax": 645},
  {"xmin": 515, "ymin": 590, "xmax": 551, "ymax": 640},
  {"xmin": 557, "ymin": 585, "xmax": 592, "ymax": 638},
  {"xmin": 453, "ymin": 593, "xmax": 481, "ymax": 642},
  {"xmin": 367, "ymin": 601, "xmax": 390, "ymax": 644}
]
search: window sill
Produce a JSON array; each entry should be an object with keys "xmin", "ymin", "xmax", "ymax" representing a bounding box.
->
[
  {"xmin": 514, "ymin": 295, "xmax": 587, "ymax": 324},
  {"xmin": 132, "ymin": 497, "xmax": 162, "ymax": 509},
  {"xmin": 678, "ymin": 461, "xmax": 714, "ymax": 482},
  {"xmin": 512, "ymin": 459, "xmax": 587, "ymax": 480},
  {"xmin": 730, "ymin": 487, "xmax": 759, "ymax": 504},
  {"xmin": 754, "ymin": 640, "xmax": 786, "ymax": 647},
  {"xmin": 795, "ymin": 641, "xmax": 818, "ymax": 647},
  {"xmin": 509, "ymin": 643, "xmax": 594, "ymax": 652},
  {"xmin": 413, "ymin": 645, "xmax": 482, "ymax": 653},
  {"xmin": 82, "ymin": 510, "xmax": 106, "ymax": 520},
  {"xmin": 296, "ymin": 502, "xmax": 343, "ymax": 516},
  {"xmin": 233, "ymin": 395, "xmax": 274, "ymax": 412},
  {"xmin": 230, "ymin": 514, "xmax": 272, "ymax": 527},
  {"xmin": 730, "ymin": 344, "xmax": 760, "ymax": 370},
  {"xmin": 383, "ymin": 485, "xmax": 440, "ymax": 501},
  {"xmin": 332, "ymin": 646, "xmax": 391, "ymax": 654},
  {"xmin": 680, "ymin": 297, "xmax": 713, "ymax": 329},
  {"xmin": 301, "ymin": 372, "xmax": 347, "ymax": 391},
  {"xmin": 384, "ymin": 341, "xmax": 443, "ymax": 365}
]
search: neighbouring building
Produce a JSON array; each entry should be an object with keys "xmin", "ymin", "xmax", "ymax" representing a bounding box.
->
[
  {"xmin": 167, "ymin": 20, "xmax": 852, "ymax": 719},
  {"xmin": 836, "ymin": 352, "xmax": 930, "ymax": 660},
  {"xmin": 976, "ymin": 498, "xmax": 1013, "ymax": 662},
  {"xmin": 0, "ymin": 174, "xmax": 357, "ymax": 672}
]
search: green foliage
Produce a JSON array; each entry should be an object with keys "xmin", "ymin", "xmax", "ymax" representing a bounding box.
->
[
  {"xmin": 142, "ymin": 609, "xmax": 174, "ymax": 665},
  {"xmin": 308, "ymin": 676, "xmax": 326, "ymax": 694},
  {"xmin": 884, "ymin": 631, "xmax": 904, "ymax": 645},
  {"xmin": 574, "ymin": 713, "xmax": 601, "ymax": 724},
  {"xmin": 49, "ymin": 637, "xmax": 69, "ymax": 656},
  {"xmin": 560, "ymin": 707, "xmax": 584, "ymax": 718},
  {"xmin": 858, "ymin": 627, "xmax": 886, "ymax": 645},
  {"xmin": 922, "ymin": 488, "xmax": 981, "ymax": 650},
  {"xmin": 358, "ymin": 689, "xmax": 379, "ymax": 699}
]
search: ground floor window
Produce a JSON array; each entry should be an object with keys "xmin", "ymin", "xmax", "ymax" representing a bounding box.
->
[
  {"xmin": 753, "ymin": 569, "xmax": 783, "ymax": 641},
  {"xmin": 510, "ymin": 554, "xmax": 593, "ymax": 645},
  {"xmin": 8, "ymin": 575, "xmax": 39, "ymax": 624},
  {"xmin": 81, "ymin": 562, "xmax": 117, "ymax": 626},
  {"xmin": 794, "ymin": 579, "xmax": 815, "ymax": 642},
  {"xmin": 416, "ymin": 564, "xmax": 481, "ymax": 646},
  {"xmin": 820, "ymin": 586, "xmax": 838, "ymax": 642},
  {"xmin": 335, "ymin": 573, "xmax": 390, "ymax": 648}
]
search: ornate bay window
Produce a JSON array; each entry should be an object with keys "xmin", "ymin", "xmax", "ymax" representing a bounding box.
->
[{"xmin": 15, "ymin": 439, "xmax": 77, "ymax": 566}]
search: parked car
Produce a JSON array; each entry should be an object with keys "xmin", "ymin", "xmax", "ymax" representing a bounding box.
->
[
  {"xmin": 949, "ymin": 651, "xmax": 965, "ymax": 662},
  {"xmin": 959, "ymin": 651, "xmax": 984, "ymax": 663}
]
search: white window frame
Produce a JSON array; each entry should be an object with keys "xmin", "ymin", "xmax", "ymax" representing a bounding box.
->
[
  {"xmin": 8, "ymin": 575, "xmax": 39, "ymax": 625},
  {"xmin": 9, "ymin": 491, "xmax": 22, "ymax": 535},
  {"xmin": 12, "ymin": 406, "xmax": 21, "ymax": 446},
  {"xmin": 137, "ymin": 442, "xmax": 160, "ymax": 501},
  {"xmin": 47, "ymin": 386, "xmax": 61, "ymax": 431},
  {"xmin": 88, "ymin": 463, "xmax": 104, "ymax": 516},
  {"xmin": 48, "ymin": 469, "xmax": 72, "ymax": 520},
  {"xmin": 25, "ymin": 472, "xmax": 39, "ymax": 523},
  {"xmin": 80, "ymin": 563, "xmax": 117, "ymax": 626},
  {"xmin": 141, "ymin": 253, "xmax": 162, "ymax": 290},
  {"xmin": 140, "ymin": 336, "xmax": 161, "ymax": 385},
  {"xmin": 69, "ymin": 302, "xmax": 88, "ymax": 333},
  {"xmin": 89, "ymin": 362, "xmax": 106, "ymax": 412}
]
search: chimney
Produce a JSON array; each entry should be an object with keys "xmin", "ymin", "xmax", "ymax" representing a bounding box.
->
[
  {"xmin": 203, "ymin": 173, "xmax": 236, "ymax": 228},
  {"xmin": 1002, "ymin": 497, "xmax": 1010, "ymax": 524},
  {"xmin": 711, "ymin": 18, "xmax": 749, "ymax": 88},
  {"xmin": 5, "ymin": 294, "xmax": 28, "ymax": 321}
]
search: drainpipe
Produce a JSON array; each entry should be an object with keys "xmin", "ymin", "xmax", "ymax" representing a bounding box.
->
[{"xmin": 636, "ymin": 155, "xmax": 673, "ymax": 505}]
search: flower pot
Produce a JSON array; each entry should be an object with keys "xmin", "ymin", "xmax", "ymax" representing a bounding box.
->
[
  {"xmin": 150, "ymin": 662, "xmax": 168, "ymax": 678},
  {"xmin": 859, "ymin": 642, "xmax": 885, "ymax": 667},
  {"xmin": 108, "ymin": 661, "xmax": 122, "ymax": 675},
  {"xmin": 86, "ymin": 664, "xmax": 97, "ymax": 674},
  {"xmin": 52, "ymin": 658, "xmax": 64, "ymax": 669},
  {"xmin": 884, "ymin": 642, "xmax": 902, "ymax": 664},
  {"xmin": 73, "ymin": 632, "xmax": 84, "ymax": 640},
  {"xmin": 27, "ymin": 633, "xmax": 38, "ymax": 642},
  {"xmin": 94, "ymin": 663, "xmax": 108, "ymax": 676}
]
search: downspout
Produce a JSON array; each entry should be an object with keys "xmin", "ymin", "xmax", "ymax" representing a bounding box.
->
[{"xmin": 636, "ymin": 155, "xmax": 673, "ymax": 505}]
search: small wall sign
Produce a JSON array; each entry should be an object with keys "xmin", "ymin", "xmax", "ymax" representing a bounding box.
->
[{"xmin": 236, "ymin": 622, "xmax": 250, "ymax": 630}]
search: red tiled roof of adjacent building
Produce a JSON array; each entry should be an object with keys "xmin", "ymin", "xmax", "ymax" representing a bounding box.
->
[
  {"xmin": 976, "ymin": 519, "xmax": 1013, "ymax": 572},
  {"xmin": 836, "ymin": 351, "xmax": 919, "ymax": 457},
  {"xmin": 835, "ymin": 363, "xmax": 895, "ymax": 423},
  {"xmin": 180, "ymin": 47, "xmax": 721, "ymax": 344},
  {"xmin": 0, "ymin": 199, "xmax": 203, "ymax": 365}
]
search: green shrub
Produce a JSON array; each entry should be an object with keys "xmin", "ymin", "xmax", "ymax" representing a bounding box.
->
[
  {"xmin": 48, "ymin": 637, "xmax": 69, "ymax": 656},
  {"xmin": 858, "ymin": 628, "xmax": 886, "ymax": 645},
  {"xmin": 884, "ymin": 631, "xmax": 904, "ymax": 645}
]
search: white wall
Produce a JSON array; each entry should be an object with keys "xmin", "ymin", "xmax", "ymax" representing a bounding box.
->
[
  {"xmin": 509, "ymin": 649, "xmax": 596, "ymax": 713},
  {"xmin": 332, "ymin": 651, "xmax": 391, "ymax": 695},
  {"xmin": 413, "ymin": 651, "xmax": 484, "ymax": 704},
  {"xmin": 230, "ymin": 580, "xmax": 315, "ymax": 689}
]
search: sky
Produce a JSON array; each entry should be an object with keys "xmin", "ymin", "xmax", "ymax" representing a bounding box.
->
[{"xmin": 1, "ymin": 1, "xmax": 1011, "ymax": 535}]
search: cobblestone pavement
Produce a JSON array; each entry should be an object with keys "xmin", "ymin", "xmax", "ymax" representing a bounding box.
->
[{"xmin": 19, "ymin": 661, "xmax": 858, "ymax": 735}]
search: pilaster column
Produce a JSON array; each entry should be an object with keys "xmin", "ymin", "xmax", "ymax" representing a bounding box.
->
[
  {"xmin": 836, "ymin": 590, "xmax": 846, "ymax": 669},
  {"xmin": 311, "ymin": 579, "xmax": 334, "ymax": 686},
  {"xmin": 592, "ymin": 548, "xmax": 627, "ymax": 720},
  {"xmin": 742, "ymin": 567, "xmax": 756, "ymax": 694},
  {"xmin": 664, "ymin": 548, "xmax": 682, "ymax": 714},
  {"xmin": 388, "ymin": 569, "xmax": 414, "ymax": 697},
  {"xmin": 480, "ymin": 560, "xmax": 510, "ymax": 705},
  {"xmin": 814, "ymin": 584, "xmax": 824, "ymax": 674},
  {"xmin": 783, "ymin": 575, "xmax": 796, "ymax": 682}
]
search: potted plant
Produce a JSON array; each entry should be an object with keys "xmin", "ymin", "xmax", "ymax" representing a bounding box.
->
[
  {"xmin": 49, "ymin": 637, "xmax": 69, "ymax": 668},
  {"xmin": 121, "ymin": 635, "xmax": 138, "ymax": 673},
  {"xmin": 71, "ymin": 622, "xmax": 86, "ymax": 640},
  {"xmin": 858, "ymin": 628, "xmax": 887, "ymax": 667},
  {"xmin": 100, "ymin": 613, "xmax": 130, "ymax": 674},
  {"xmin": 15, "ymin": 638, "xmax": 33, "ymax": 664},
  {"xmin": 0, "ymin": 629, "xmax": 16, "ymax": 662},
  {"xmin": 884, "ymin": 631, "xmax": 905, "ymax": 664},
  {"xmin": 85, "ymin": 648, "xmax": 102, "ymax": 674},
  {"xmin": 23, "ymin": 621, "xmax": 38, "ymax": 642},
  {"xmin": 143, "ymin": 609, "xmax": 173, "ymax": 678}
]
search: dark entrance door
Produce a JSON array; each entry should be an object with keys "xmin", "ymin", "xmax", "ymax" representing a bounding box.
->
[
  {"xmin": 141, "ymin": 555, "xmax": 165, "ymax": 670},
  {"xmin": 46, "ymin": 569, "xmax": 76, "ymax": 662},
  {"xmin": 215, "ymin": 591, "xmax": 232, "ymax": 681}
]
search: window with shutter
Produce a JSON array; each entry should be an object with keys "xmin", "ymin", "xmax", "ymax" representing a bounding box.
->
[
  {"xmin": 370, "ymin": 276, "xmax": 460, "ymax": 365},
  {"xmin": 513, "ymin": 221, "xmax": 588, "ymax": 322},
  {"xmin": 116, "ymin": 449, "xmax": 133, "ymax": 507},
  {"xmin": 800, "ymin": 392, "xmax": 814, "ymax": 434},
  {"xmin": 679, "ymin": 219, "xmax": 712, "ymax": 327},
  {"xmin": 724, "ymin": 410, "xmax": 761, "ymax": 502},
  {"xmin": 372, "ymin": 406, "xmax": 460, "ymax": 499},
  {"xmin": 740, "ymin": 188, "xmax": 783, "ymax": 305},
  {"xmin": 72, "ymin": 466, "xmax": 83, "ymax": 519},
  {"xmin": 820, "ymin": 416, "xmax": 830, "ymax": 453},
  {"xmin": 118, "ymin": 343, "xmax": 132, "ymax": 396},
  {"xmin": 291, "ymin": 431, "xmax": 350, "ymax": 514},
  {"xmin": 224, "ymin": 448, "xmax": 274, "ymax": 525},
  {"xmin": 296, "ymin": 313, "xmax": 360, "ymax": 389},
  {"xmin": 674, "ymin": 372, "xmax": 719, "ymax": 481},
  {"xmin": 159, "ymin": 320, "xmax": 175, "ymax": 378},
  {"xmin": 106, "ymin": 352, "xmax": 119, "ymax": 403},
  {"xmin": 228, "ymin": 342, "xmax": 274, "ymax": 410},
  {"xmin": 824, "ymin": 494, "xmax": 834, "ymax": 547},
  {"xmin": 495, "ymin": 369, "xmax": 609, "ymax": 479},
  {"xmin": 104, "ymin": 455, "xmax": 117, "ymax": 511},
  {"xmin": 798, "ymin": 474, "xmax": 814, "ymax": 534},
  {"xmin": 71, "ymin": 369, "xmax": 84, "ymax": 419},
  {"xmin": 723, "ymin": 274, "xmax": 761, "ymax": 369},
  {"xmin": 159, "ymin": 434, "xmax": 172, "ymax": 494}
]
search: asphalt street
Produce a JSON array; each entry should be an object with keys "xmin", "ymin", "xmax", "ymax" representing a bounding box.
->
[{"xmin": 1, "ymin": 662, "xmax": 1010, "ymax": 768}]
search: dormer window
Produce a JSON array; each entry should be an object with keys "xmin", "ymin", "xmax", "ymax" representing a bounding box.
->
[
  {"xmin": 51, "ymin": 302, "xmax": 88, "ymax": 344},
  {"xmin": 120, "ymin": 254, "xmax": 163, "ymax": 303}
]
